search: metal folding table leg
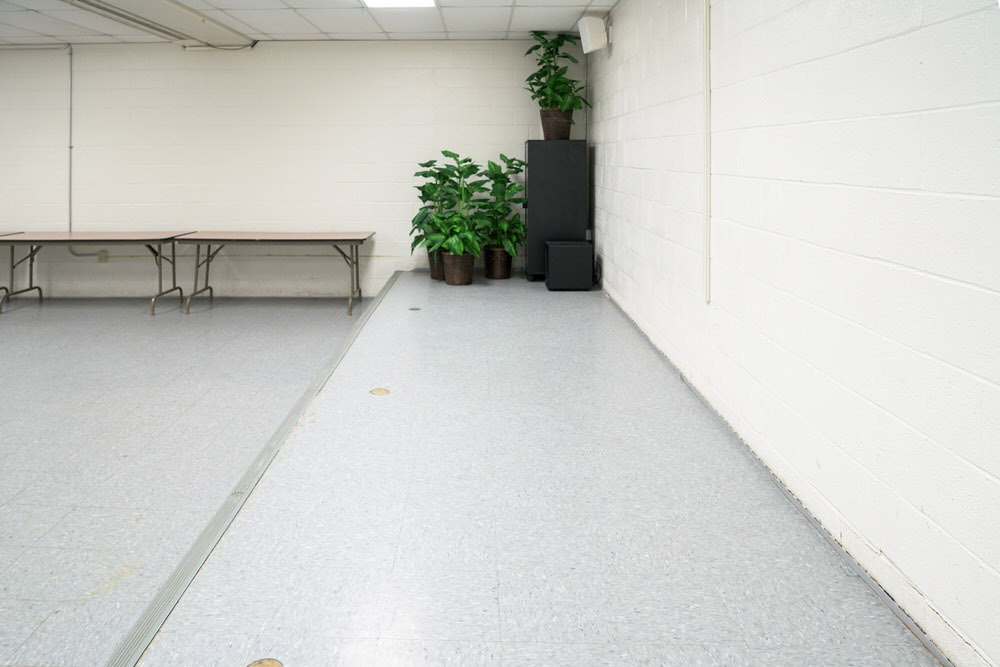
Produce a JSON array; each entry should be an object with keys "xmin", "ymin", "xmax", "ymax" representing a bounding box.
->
[
  {"xmin": 185, "ymin": 244, "xmax": 222, "ymax": 314},
  {"xmin": 333, "ymin": 244, "xmax": 363, "ymax": 316},
  {"xmin": 354, "ymin": 244, "xmax": 362, "ymax": 300},
  {"xmin": 1, "ymin": 245, "xmax": 44, "ymax": 314},
  {"xmin": 146, "ymin": 242, "xmax": 184, "ymax": 315}
]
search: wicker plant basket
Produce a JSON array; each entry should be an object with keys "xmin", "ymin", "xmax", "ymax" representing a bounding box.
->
[
  {"xmin": 442, "ymin": 252, "xmax": 475, "ymax": 285},
  {"xmin": 427, "ymin": 248, "xmax": 445, "ymax": 280},
  {"xmin": 484, "ymin": 247, "xmax": 512, "ymax": 279},
  {"xmin": 540, "ymin": 109, "xmax": 573, "ymax": 140}
]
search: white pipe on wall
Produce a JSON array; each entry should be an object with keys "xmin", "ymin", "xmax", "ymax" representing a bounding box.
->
[
  {"xmin": 704, "ymin": 0, "xmax": 712, "ymax": 304},
  {"xmin": 68, "ymin": 45, "xmax": 73, "ymax": 233}
]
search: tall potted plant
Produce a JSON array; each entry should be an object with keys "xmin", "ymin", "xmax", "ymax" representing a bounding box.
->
[
  {"xmin": 423, "ymin": 151, "xmax": 488, "ymax": 286},
  {"xmin": 479, "ymin": 154, "xmax": 526, "ymax": 279},
  {"xmin": 524, "ymin": 31, "xmax": 590, "ymax": 140},
  {"xmin": 411, "ymin": 158, "xmax": 454, "ymax": 280}
]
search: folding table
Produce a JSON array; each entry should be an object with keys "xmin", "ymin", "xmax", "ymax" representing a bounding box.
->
[
  {"xmin": 1, "ymin": 231, "xmax": 195, "ymax": 315},
  {"xmin": 176, "ymin": 231, "xmax": 375, "ymax": 315}
]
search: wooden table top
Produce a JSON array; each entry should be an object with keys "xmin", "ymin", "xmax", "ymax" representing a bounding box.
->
[
  {"xmin": 176, "ymin": 231, "xmax": 375, "ymax": 243},
  {"xmin": 3, "ymin": 231, "xmax": 196, "ymax": 243}
]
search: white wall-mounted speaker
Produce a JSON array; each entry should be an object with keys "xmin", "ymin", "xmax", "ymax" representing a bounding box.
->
[{"xmin": 577, "ymin": 16, "xmax": 608, "ymax": 53}]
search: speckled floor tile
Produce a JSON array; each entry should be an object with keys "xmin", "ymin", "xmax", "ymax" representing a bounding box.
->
[
  {"xmin": 273, "ymin": 567, "xmax": 388, "ymax": 640},
  {"xmin": 375, "ymin": 639, "xmax": 501, "ymax": 666},
  {"xmin": 872, "ymin": 643, "xmax": 944, "ymax": 666},
  {"xmin": 748, "ymin": 644, "xmax": 941, "ymax": 666},
  {"xmin": 33, "ymin": 508, "xmax": 167, "ymax": 553},
  {"xmin": 0, "ymin": 470, "xmax": 37, "ymax": 506},
  {"xmin": 500, "ymin": 642, "xmax": 634, "ymax": 666},
  {"xmin": 0, "ymin": 544, "xmax": 25, "ymax": 578},
  {"xmin": 380, "ymin": 569, "xmax": 501, "ymax": 641},
  {"xmin": 129, "ymin": 273, "xmax": 935, "ymax": 667},
  {"xmin": 0, "ymin": 599, "xmax": 52, "ymax": 662},
  {"xmin": 629, "ymin": 643, "xmax": 754, "ymax": 666},
  {"xmin": 0, "ymin": 504, "xmax": 72, "ymax": 548},
  {"xmin": 495, "ymin": 511, "xmax": 692, "ymax": 574},
  {"xmin": 0, "ymin": 547, "xmax": 130, "ymax": 601},
  {"xmin": 500, "ymin": 642, "xmax": 751, "ymax": 666},
  {"xmin": 393, "ymin": 507, "xmax": 496, "ymax": 573},
  {"xmin": 498, "ymin": 568, "xmax": 740, "ymax": 644},
  {"xmin": 138, "ymin": 627, "xmax": 255, "ymax": 667},
  {"xmin": 719, "ymin": 570, "xmax": 919, "ymax": 649},
  {"xmin": 0, "ymin": 298, "xmax": 364, "ymax": 666},
  {"xmin": 243, "ymin": 638, "xmax": 378, "ymax": 667},
  {"xmin": 6, "ymin": 599, "xmax": 146, "ymax": 667}
]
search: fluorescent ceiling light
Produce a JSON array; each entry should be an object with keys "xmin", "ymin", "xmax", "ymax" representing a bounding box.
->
[
  {"xmin": 62, "ymin": 0, "xmax": 253, "ymax": 47},
  {"xmin": 363, "ymin": 0, "xmax": 436, "ymax": 7}
]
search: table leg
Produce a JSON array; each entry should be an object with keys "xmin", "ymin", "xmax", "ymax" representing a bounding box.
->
[
  {"xmin": 355, "ymin": 244, "xmax": 362, "ymax": 300},
  {"xmin": 1, "ymin": 245, "xmax": 44, "ymax": 314},
  {"xmin": 348, "ymin": 245, "xmax": 355, "ymax": 316},
  {"xmin": 147, "ymin": 243, "xmax": 184, "ymax": 316},
  {"xmin": 334, "ymin": 244, "xmax": 363, "ymax": 316},
  {"xmin": 172, "ymin": 242, "xmax": 181, "ymax": 302},
  {"xmin": 185, "ymin": 244, "xmax": 221, "ymax": 314}
]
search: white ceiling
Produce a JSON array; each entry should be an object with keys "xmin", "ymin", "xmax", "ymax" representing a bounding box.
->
[{"xmin": 0, "ymin": 0, "xmax": 615, "ymax": 45}]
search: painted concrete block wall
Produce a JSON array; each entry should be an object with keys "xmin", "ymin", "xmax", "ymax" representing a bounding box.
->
[
  {"xmin": 0, "ymin": 50, "xmax": 68, "ymax": 227},
  {"xmin": 0, "ymin": 40, "xmax": 580, "ymax": 297},
  {"xmin": 588, "ymin": 0, "xmax": 1000, "ymax": 665}
]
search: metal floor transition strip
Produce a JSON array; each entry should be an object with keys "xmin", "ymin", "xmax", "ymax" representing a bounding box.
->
[{"xmin": 105, "ymin": 272, "xmax": 401, "ymax": 667}]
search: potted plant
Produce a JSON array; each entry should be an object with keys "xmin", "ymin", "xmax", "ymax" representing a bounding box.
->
[
  {"xmin": 422, "ymin": 151, "xmax": 488, "ymax": 286},
  {"xmin": 524, "ymin": 31, "xmax": 590, "ymax": 140},
  {"xmin": 478, "ymin": 154, "xmax": 526, "ymax": 279},
  {"xmin": 411, "ymin": 158, "xmax": 455, "ymax": 280}
]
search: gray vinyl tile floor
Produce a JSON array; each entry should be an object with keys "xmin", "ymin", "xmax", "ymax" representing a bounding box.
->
[
  {"xmin": 135, "ymin": 271, "xmax": 939, "ymax": 667},
  {"xmin": 0, "ymin": 297, "xmax": 365, "ymax": 667}
]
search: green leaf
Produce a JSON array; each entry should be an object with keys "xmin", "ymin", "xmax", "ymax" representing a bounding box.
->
[
  {"xmin": 441, "ymin": 149, "xmax": 459, "ymax": 159},
  {"xmin": 411, "ymin": 207, "xmax": 430, "ymax": 227}
]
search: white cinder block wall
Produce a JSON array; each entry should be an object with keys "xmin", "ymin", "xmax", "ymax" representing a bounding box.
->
[
  {"xmin": 0, "ymin": 40, "xmax": 582, "ymax": 297},
  {"xmin": 589, "ymin": 0, "xmax": 1000, "ymax": 665}
]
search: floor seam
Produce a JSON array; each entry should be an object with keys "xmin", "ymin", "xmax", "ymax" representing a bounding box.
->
[{"xmin": 102, "ymin": 273, "xmax": 401, "ymax": 667}]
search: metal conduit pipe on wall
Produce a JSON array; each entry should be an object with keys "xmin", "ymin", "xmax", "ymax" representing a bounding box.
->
[
  {"xmin": 704, "ymin": 0, "xmax": 712, "ymax": 304},
  {"xmin": 66, "ymin": 45, "xmax": 98, "ymax": 257}
]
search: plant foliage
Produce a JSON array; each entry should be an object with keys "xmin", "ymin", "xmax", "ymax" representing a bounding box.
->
[
  {"xmin": 524, "ymin": 31, "xmax": 590, "ymax": 114},
  {"xmin": 419, "ymin": 151, "xmax": 489, "ymax": 258},
  {"xmin": 478, "ymin": 155, "xmax": 526, "ymax": 257},
  {"xmin": 410, "ymin": 158, "xmax": 455, "ymax": 254}
]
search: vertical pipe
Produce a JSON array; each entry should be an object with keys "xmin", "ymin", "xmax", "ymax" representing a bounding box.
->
[
  {"xmin": 703, "ymin": 0, "xmax": 712, "ymax": 304},
  {"xmin": 68, "ymin": 45, "xmax": 73, "ymax": 232},
  {"xmin": 67, "ymin": 45, "xmax": 96, "ymax": 257}
]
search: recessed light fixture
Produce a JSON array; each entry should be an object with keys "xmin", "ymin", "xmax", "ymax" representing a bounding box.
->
[
  {"xmin": 362, "ymin": 0, "xmax": 435, "ymax": 7},
  {"xmin": 64, "ymin": 0, "xmax": 252, "ymax": 47}
]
